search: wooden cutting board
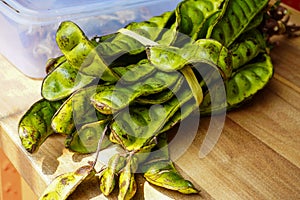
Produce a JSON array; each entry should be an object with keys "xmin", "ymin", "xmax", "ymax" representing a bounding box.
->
[{"xmin": 0, "ymin": 4, "xmax": 300, "ymax": 200}]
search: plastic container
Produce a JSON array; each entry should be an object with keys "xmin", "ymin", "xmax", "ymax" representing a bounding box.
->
[{"xmin": 0, "ymin": 0, "xmax": 181, "ymax": 78}]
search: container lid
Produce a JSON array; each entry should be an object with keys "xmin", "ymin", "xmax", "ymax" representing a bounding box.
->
[{"xmin": 0, "ymin": 0, "xmax": 174, "ymax": 25}]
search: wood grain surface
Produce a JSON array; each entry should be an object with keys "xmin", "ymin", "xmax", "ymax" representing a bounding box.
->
[{"xmin": 0, "ymin": 4, "xmax": 299, "ymax": 200}]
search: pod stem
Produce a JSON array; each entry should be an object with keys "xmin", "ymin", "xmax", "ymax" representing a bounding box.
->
[{"xmin": 92, "ymin": 124, "xmax": 108, "ymax": 168}]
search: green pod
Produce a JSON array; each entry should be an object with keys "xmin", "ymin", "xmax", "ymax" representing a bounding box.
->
[
  {"xmin": 39, "ymin": 165, "xmax": 95, "ymax": 200},
  {"xmin": 200, "ymin": 54, "xmax": 273, "ymax": 114},
  {"xmin": 147, "ymin": 45, "xmax": 186, "ymax": 72},
  {"xmin": 148, "ymin": 11, "xmax": 174, "ymax": 27},
  {"xmin": 56, "ymin": 21, "xmax": 119, "ymax": 82},
  {"xmin": 110, "ymin": 103, "xmax": 163, "ymax": 150},
  {"xmin": 100, "ymin": 168, "xmax": 115, "ymax": 196},
  {"xmin": 143, "ymin": 11, "xmax": 177, "ymax": 46},
  {"xmin": 156, "ymin": 23, "xmax": 178, "ymax": 46},
  {"xmin": 100, "ymin": 154, "xmax": 126, "ymax": 196},
  {"xmin": 130, "ymin": 142, "xmax": 157, "ymax": 166},
  {"xmin": 202, "ymin": 0, "xmax": 229, "ymax": 39},
  {"xmin": 135, "ymin": 133, "xmax": 170, "ymax": 167},
  {"xmin": 18, "ymin": 99, "xmax": 63, "ymax": 153},
  {"xmin": 226, "ymin": 53, "xmax": 273, "ymax": 106},
  {"xmin": 45, "ymin": 55, "xmax": 66, "ymax": 74},
  {"xmin": 118, "ymin": 159, "xmax": 137, "ymax": 200},
  {"xmin": 91, "ymin": 70, "xmax": 180, "ymax": 114},
  {"xmin": 230, "ymin": 29, "xmax": 266, "ymax": 70},
  {"xmin": 112, "ymin": 59, "xmax": 156, "ymax": 84},
  {"xmin": 199, "ymin": 81, "xmax": 228, "ymax": 116},
  {"xmin": 42, "ymin": 59, "xmax": 96, "ymax": 101},
  {"xmin": 242, "ymin": 12, "xmax": 264, "ymax": 33},
  {"xmin": 143, "ymin": 160, "xmax": 198, "ymax": 194},
  {"xmin": 124, "ymin": 18, "xmax": 168, "ymax": 43},
  {"xmin": 110, "ymin": 80, "xmax": 194, "ymax": 151},
  {"xmin": 136, "ymin": 75, "xmax": 184, "ymax": 104},
  {"xmin": 148, "ymin": 39, "xmax": 232, "ymax": 79},
  {"xmin": 210, "ymin": 0, "xmax": 269, "ymax": 47},
  {"xmin": 159, "ymin": 97, "xmax": 198, "ymax": 133},
  {"xmin": 51, "ymin": 85, "xmax": 109, "ymax": 135},
  {"xmin": 67, "ymin": 120, "xmax": 111, "ymax": 153},
  {"xmin": 51, "ymin": 95, "xmax": 74, "ymax": 135},
  {"xmin": 96, "ymin": 33, "xmax": 144, "ymax": 58},
  {"xmin": 142, "ymin": 135, "xmax": 198, "ymax": 194},
  {"xmin": 97, "ymin": 11, "xmax": 174, "ymax": 58},
  {"xmin": 175, "ymin": 0, "xmax": 227, "ymax": 40},
  {"xmin": 90, "ymin": 32, "xmax": 118, "ymax": 45},
  {"xmin": 191, "ymin": 39, "xmax": 232, "ymax": 79},
  {"xmin": 135, "ymin": 87, "xmax": 177, "ymax": 105}
]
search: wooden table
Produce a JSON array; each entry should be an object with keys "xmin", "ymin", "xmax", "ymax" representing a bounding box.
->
[{"xmin": 1, "ymin": 5, "xmax": 300, "ymax": 200}]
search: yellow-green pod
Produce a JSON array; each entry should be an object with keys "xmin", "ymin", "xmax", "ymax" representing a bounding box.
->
[
  {"xmin": 136, "ymin": 75, "xmax": 184, "ymax": 104},
  {"xmin": 67, "ymin": 121, "xmax": 111, "ymax": 154},
  {"xmin": 147, "ymin": 45, "xmax": 187, "ymax": 72},
  {"xmin": 51, "ymin": 95, "xmax": 75, "ymax": 135},
  {"xmin": 51, "ymin": 85, "xmax": 109, "ymax": 135},
  {"xmin": 148, "ymin": 39, "xmax": 232, "ymax": 80},
  {"xmin": 18, "ymin": 99, "xmax": 63, "ymax": 153},
  {"xmin": 91, "ymin": 70, "xmax": 180, "ymax": 114},
  {"xmin": 42, "ymin": 59, "xmax": 96, "ymax": 101},
  {"xmin": 100, "ymin": 168, "xmax": 115, "ymax": 196},
  {"xmin": 118, "ymin": 159, "xmax": 137, "ymax": 200},
  {"xmin": 56, "ymin": 21, "xmax": 119, "ymax": 82},
  {"xmin": 97, "ymin": 10, "xmax": 174, "ymax": 57},
  {"xmin": 100, "ymin": 154, "xmax": 126, "ymax": 196},
  {"xmin": 39, "ymin": 165, "xmax": 95, "ymax": 200},
  {"xmin": 110, "ymin": 80, "xmax": 194, "ymax": 151},
  {"xmin": 112, "ymin": 59, "xmax": 156, "ymax": 84},
  {"xmin": 45, "ymin": 55, "xmax": 66, "ymax": 74},
  {"xmin": 143, "ymin": 160, "xmax": 198, "ymax": 194},
  {"xmin": 192, "ymin": 39, "xmax": 232, "ymax": 79},
  {"xmin": 142, "ymin": 135, "xmax": 198, "ymax": 195}
]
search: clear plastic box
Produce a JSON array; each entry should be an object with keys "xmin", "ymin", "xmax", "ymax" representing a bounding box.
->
[{"xmin": 0, "ymin": 0, "xmax": 181, "ymax": 78}]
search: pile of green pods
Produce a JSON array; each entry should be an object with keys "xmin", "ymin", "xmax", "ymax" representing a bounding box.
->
[{"xmin": 18, "ymin": 0, "xmax": 295, "ymax": 199}]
